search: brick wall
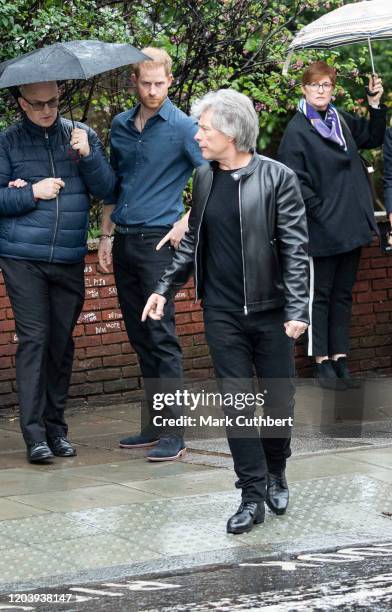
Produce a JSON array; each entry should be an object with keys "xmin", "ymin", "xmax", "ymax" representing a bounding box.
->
[{"xmin": 1, "ymin": 236, "xmax": 392, "ymax": 411}]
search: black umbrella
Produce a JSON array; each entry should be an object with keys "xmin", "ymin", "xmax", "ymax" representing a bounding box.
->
[
  {"xmin": 0, "ymin": 40, "xmax": 150, "ymax": 125},
  {"xmin": 0, "ymin": 40, "xmax": 150, "ymax": 86}
]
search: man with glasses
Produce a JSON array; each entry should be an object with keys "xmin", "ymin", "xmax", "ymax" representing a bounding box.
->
[
  {"xmin": 279, "ymin": 61, "xmax": 385, "ymax": 389},
  {"xmin": 0, "ymin": 80, "xmax": 115, "ymax": 463}
]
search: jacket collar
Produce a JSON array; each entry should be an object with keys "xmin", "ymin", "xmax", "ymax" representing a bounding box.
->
[
  {"xmin": 210, "ymin": 152, "xmax": 260, "ymax": 181},
  {"xmin": 22, "ymin": 112, "xmax": 61, "ymax": 137}
]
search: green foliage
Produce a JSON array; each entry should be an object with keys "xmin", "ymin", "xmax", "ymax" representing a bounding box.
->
[{"xmin": 0, "ymin": 0, "xmax": 390, "ymax": 219}]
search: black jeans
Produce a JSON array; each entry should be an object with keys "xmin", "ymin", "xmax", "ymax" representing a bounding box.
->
[
  {"xmin": 204, "ymin": 308, "xmax": 295, "ymax": 503},
  {"xmin": 113, "ymin": 229, "xmax": 183, "ymax": 436},
  {"xmin": 308, "ymin": 248, "xmax": 361, "ymax": 356},
  {"xmin": 0, "ymin": 257, "xmax": 85, "ymax": 446}
]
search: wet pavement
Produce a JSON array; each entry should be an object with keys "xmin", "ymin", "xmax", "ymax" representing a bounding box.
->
[
  {"xmin": 0, "ymin": 383, "xmax": 391, "ymax": 609},
  {"xmin": 4, "ymin": 542, "xmax": 391, "ymax": 611}
]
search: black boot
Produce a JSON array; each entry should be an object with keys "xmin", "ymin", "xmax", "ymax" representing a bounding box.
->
[
  {"xmin": 332, "ymin": 357, "xmax": 361, "ymax": 388},
  {"xmin": 315, "ymin": 359, "xmax": 346, "ymax": 390},
  {"xmin": 226, "ymin": 501, "xmax": 265, "ymax": 534},
  {"xmin": 266, "ymin": 470, "xmax": 289, "ymax": 515}
]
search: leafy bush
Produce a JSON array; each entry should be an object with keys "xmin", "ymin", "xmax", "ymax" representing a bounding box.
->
[{"xmin": 1, "ymin": 0, "xmax": 389, "ymax": 226}]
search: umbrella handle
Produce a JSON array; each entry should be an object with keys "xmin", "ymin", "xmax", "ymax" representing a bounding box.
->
[
  {"xmin": 64, "ymin": 81, "xmax": 75, "ymax": 129},
  {"xmin": 365, "ymin": 38, "xmax": 380, "ymax": 97},
  {"xmin": 282, "ymin": 49, "xmax": 294, "ymax": 76},
  {"xmin": 367, "ymin": 37, "xmax": 376, "ymax": 76}
]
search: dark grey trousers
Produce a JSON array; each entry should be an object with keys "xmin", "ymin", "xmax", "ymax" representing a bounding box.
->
[{"xmin": 0, "ymin": 257, "xmax": 85, "ymax": 446}]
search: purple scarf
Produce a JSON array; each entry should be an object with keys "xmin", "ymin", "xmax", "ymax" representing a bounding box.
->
[{"xmin": 298, "ymin": 98, "xmax": 347, "ymax": 151}]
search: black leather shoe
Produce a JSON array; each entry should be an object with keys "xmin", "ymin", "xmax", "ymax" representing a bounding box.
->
[
  {"xmin": 226, "ymin": 501, "xmax": 265, "ymax": 534},
  {"xmin": 266, "ymin": 470, "xmax": 289, "ymax": 515},
  {"xmin": 48, "ymin": 437, "xmax": 77, "ymax": 457},
  {"xmin": 27, "ymin": 442, "xmax": 54, "ymax": 463},
  {"xmin": 332, "ymin": 357, "xmax": 361, "ymax": 388},
  {"xmin": 315, "ymin": 359, "xmax": 346, "ymax": 391}
]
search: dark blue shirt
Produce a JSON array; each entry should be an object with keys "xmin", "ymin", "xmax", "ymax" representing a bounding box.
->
[{"xmin": 109, "ymin": 98, "xmax": 204, "ymax": 226}]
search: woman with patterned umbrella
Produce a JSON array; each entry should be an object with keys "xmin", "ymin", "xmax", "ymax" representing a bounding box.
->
[{"xmin": 278, "ymin": 61, "xmax": 386, "ymax": 388}]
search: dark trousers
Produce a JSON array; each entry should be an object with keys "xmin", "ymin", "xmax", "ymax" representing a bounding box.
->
[
  {"xmin": 0, "ymin": 257, "xmax": 85, "ymax": 446},
  {"xmin": 204, "ymin": 308, "xmax": 295, "ymax": 503},
  {"xmin": 308, "ymin": 248, "xmax": 361, "ymax": 357},
  {"xmin": 113, "ymin": 230, "xmax": 183, "ymax": 436}
]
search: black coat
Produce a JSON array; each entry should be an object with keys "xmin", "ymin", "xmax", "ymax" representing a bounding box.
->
[
  {"xmin": 278, "ymin": 107, "xmax": 387, "ymax": 257},
  {"xmin": 155, "ymin": 154, "xmax": 309, "ymax": 323},
  {"xmin": 383, "ymin": 127, "xmax": 392, "ymax": 214},
  {"xmin": 0, "ymin": 115, "xmax": 116, "ymax": 263}
]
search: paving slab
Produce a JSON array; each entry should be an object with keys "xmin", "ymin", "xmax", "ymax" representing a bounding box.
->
[
  {"xmin": 0, "ymin": 416, "xmax": 20, "ymax": 434},
  {"xmin": 8, "ymin": 483, "xmax": 160, "ymax": 513},
  {"xmin": 65, "ymin": 413, "xmax": 136, "ymax": 438},
  {"xmin": 187, "ymin": 435, "xmax": 373, "ymax": 457},
  {"xmin": 85, "ymin": 404, "xmax": 141, "ymax": 423},
  {"xmin": 55, "ymin": 457, "xmax": 214, "ymax": 483},
  {"xmin": 72, "ymin": 434, "xmax": 142, "ymax": 453},
  {"xmin": 0, "ymin": 467, "xmax": 110, "ymax": 497},
  {"xmin": 0, "ymin": 429, "xmax": 26, "ymax": 453},
  {"xmin": 0, "ymin": 512, "xmax": 106, "ymax": 544},
  {"xmin": 333, "ymin": 447, "xmax": 392, "ymax": 470},
  {"xmin": 0, "ymin": 498, "xmax": 49, "ymax": 520},
  {"xmin": 33, "ymin": 533, "xmax": 162, "ymax": 571},
  {"xmin": 286, "ymin": 452, "xmax": 392, "ymax": 482},
  {"xmin": 0, "ymin": 544, "xmax": 79, "ymax": 585},
  {"xmin": 121, "ymin": 469, "xmax": 235, "ymax": 498}
]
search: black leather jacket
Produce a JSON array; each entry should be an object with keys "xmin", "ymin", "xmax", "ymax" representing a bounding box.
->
[{"xmin": 155, "ymin": 153, "xmax": 309, "ymax": 323}]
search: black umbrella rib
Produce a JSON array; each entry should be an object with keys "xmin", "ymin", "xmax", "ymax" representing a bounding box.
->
[{"xmin": 54, "ymin": 44, "xmax": 89, "ymax": 79}]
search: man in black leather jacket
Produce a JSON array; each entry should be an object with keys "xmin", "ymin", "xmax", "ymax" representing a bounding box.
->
[{"xmin": 142, "ymin": 89, "xmax": 309, "ymax": 534}]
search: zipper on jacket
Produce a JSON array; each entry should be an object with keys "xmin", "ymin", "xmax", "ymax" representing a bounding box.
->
[
  {"xmin": 194, "ymin": 173, "xmax": 214, "ymax": 302},
  {"xmin": 45, "ymin": 130, "xmax": 59, "ymax": 263},
  {"xmin": 238, "ymin": 179, "xmax": 248, "ymax": 315}
]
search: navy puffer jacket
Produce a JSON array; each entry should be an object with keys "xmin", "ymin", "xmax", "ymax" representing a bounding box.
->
[{"xmin": 0, "ymin": 114, "xmax": 116, "ymax": 263}]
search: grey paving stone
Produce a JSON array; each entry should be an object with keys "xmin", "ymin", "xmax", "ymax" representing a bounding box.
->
[
  {"xmin": 8, "ymin": 484, "xmax": 159, "ymax": 512},
  {"xmin": 0, "ymin": 512, "xmax": 106, "ymax": 545}
]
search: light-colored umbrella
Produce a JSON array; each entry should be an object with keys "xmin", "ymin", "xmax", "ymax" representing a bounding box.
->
[{"xmin": 283, "ymin": 0, "xmax": 392, "ymax": 75}]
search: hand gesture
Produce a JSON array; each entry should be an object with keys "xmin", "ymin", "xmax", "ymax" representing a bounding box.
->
[
  {"xmin": 156, "ymin": 215, "xmax": 189, "ymax": 250},
  {"xmin": 70, "ymin": 128, "xmax": 90, "ymax": 158},
  {"xmin": 141, "ymin": 293, "xmax": 167, "ymax": 321},
  {"xmin": 32, "ymin": 177, "xmax": 65, "ymax": 200},
  {"xmin": 98, "ymin": 237, "xmax": 113, "ymax": 273},
  {"xmin": 284, "ymin": 320, "xmax": 308, "ymax": 340}
]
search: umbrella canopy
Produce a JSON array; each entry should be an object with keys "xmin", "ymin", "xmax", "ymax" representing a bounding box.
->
[
  {"xmin": 283, "ymin": 0, "xmax": 392, "ymax": 74},
  {"xmin": 0, "ymin": 40, "xmax": 150, "ymax": 88}
]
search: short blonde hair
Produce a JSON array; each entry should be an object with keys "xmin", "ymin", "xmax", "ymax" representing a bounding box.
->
[{"xmin": 133, "ymin": 47, "xmax": 173, "ymax": 77}]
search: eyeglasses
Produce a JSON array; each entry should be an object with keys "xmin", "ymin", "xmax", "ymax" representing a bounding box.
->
[
  {"xmin": 21, "ymin": 96, "xmax": 60, "ymax": 111},
  {"xmin": 306, "ymin": 82, "xmax": 333, "ymax": 92}
]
